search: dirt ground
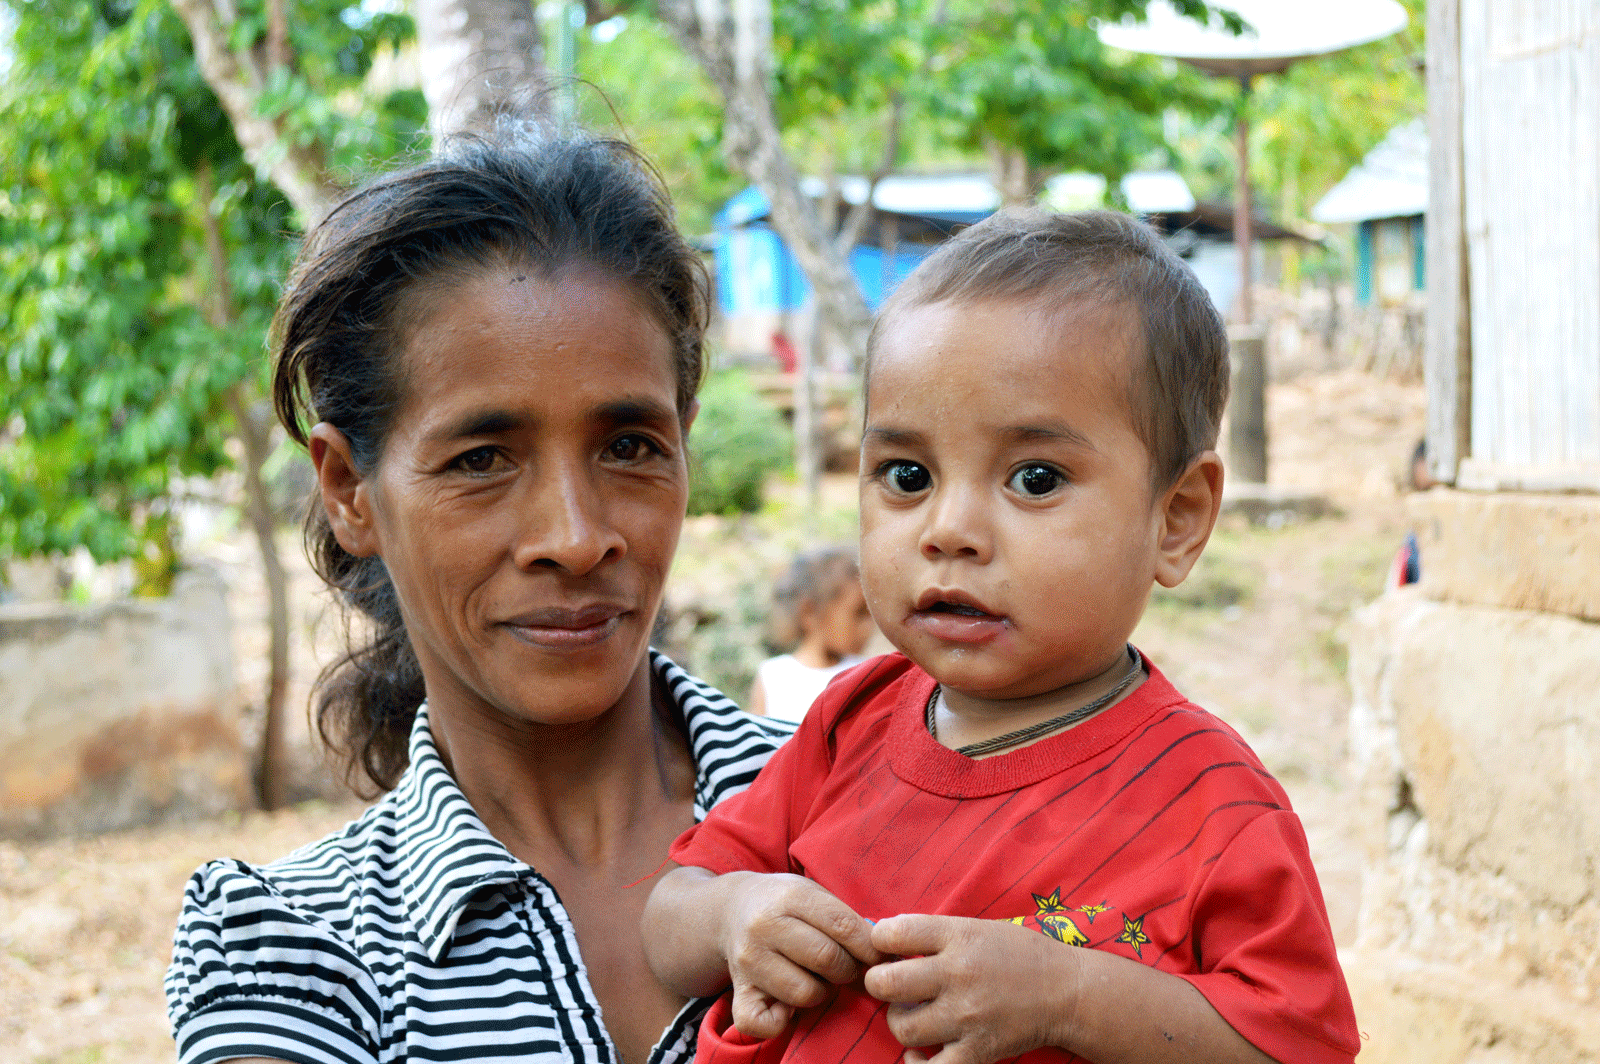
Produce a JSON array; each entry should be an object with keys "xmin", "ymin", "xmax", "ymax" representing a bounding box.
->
[{"xmin": 0, "ymin": 367, "xmax": 1426, "ymax": 1064}]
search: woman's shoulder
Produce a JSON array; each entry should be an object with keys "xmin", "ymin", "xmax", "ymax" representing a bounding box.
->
[
  {"xmin": 166, "ymin": 808, "xmax": 399, "ymax": 1062},
  {"xmin": 650, "ymin": 649, "xmax": 797, "ymax": 814}
]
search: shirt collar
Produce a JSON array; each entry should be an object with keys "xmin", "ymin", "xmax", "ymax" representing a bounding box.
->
[{"xmin": 390, "ymin": 649, "xmax": 770, "ymax": 960}]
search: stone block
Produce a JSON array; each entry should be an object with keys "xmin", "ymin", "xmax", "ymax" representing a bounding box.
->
[
  {"xmin": 0, "ymin": 567, "xmax": 248, "ymax": 838},
  {"xmin": 1409, "ymin": 488, "xmax": 1600, "ymax": 620},
  {"xmin": 1347, "ymin": 588, "xmax": 1600, "ymax": 996},
  {"xmin": 1345, "ymin": 949, "xmax": 1600, "ymax": 1064}
]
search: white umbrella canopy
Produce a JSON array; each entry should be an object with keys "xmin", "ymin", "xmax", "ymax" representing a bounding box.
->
[{"xmin": 1097, "ymin": 0, "xmax": 1409, "ymax": 77}]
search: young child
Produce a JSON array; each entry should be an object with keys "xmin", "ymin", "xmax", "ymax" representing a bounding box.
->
[
  {"xmin": 750, "ymin": 547, "xmax": 877, "ymax": 723},
  {"xmin": 643, "ymin": 210, "xmax": 1358, "ymax": 1064}
]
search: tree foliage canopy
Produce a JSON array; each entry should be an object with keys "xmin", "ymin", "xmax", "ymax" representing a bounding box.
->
[{"xmin": 0, "ymin": 0, "xmax": 422, "ymax": 582}]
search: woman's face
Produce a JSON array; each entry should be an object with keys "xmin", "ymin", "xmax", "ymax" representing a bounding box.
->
[{"xmin": 318, "ymin": 266, "xmax": 692, "ymax": 731}]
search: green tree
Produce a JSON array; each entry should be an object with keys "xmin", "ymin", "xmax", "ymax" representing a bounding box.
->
[{"xmin": 0, "ymin": 0, "xmax": 422, "ymax": 806}]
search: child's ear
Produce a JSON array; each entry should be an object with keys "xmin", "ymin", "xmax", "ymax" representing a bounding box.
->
[
  {"xmin": 1154, "ymin": 451, "xmax": 1224, "ymax": 589},
  {"xmin": 309, "ymin": 422, "xmax": 382, "ymax": 559}
]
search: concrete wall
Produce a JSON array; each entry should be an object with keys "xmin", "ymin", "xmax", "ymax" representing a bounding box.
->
[
  {"xmin": 0, "ymin": 567, "xmax": 249, "ymax": 838},
  {"xmin": 1345, "ymin": 489, "xmax": 1600, "ymax": 1063}
]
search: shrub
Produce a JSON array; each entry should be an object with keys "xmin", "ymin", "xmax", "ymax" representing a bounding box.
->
[{"xmin": 687, "ymin": 371, "xmax": 791, "ymax": 516}]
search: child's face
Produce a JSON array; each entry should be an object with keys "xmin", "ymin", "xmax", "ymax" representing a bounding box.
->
[
  {"xmin": 859, "ymin": 296, "xmax": 1165, "ymax": 702},
  {"xmin": 815, "ymin": 578, "xmax": 876, "ymax": 659}
]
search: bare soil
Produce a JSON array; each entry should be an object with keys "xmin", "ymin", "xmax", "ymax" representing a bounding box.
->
[{"xmin": 0, "ymin": 368, "xmax": 1425, "ymax": 1064}]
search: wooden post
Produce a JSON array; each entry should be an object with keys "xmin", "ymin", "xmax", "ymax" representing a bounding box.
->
[
  {"xmin": 1229, "ymin": 327, "xmax": 1268, "ymax": 485},
  {"xmin": 1234, "ymin": 75, "xmax": 1255, "ymax": 327},
  {"xmin": 1229, "ymin": 76, "xmax": 1267, "ymax": 484},
  {"xmin": 1425, "ymin": 0, "xmax": 1471, "ymax": 483}
]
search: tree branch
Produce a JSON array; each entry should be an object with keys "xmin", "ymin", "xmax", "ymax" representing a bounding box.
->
[
  {"xmin": 169, "ymin": 0, "xmax": 342, "ymax": 226},
  {"xmin": 835, "ymin": 92, "xmax": 905, "ymax": 256},
  {"xmin": 656, "ymin": 0, "xmax": 871, "ymax": 360}
]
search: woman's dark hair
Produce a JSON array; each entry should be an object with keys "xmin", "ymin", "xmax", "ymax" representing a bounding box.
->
[{"xmin": 272, "ymin": 128, "xmax": 711, "ymax": 795}]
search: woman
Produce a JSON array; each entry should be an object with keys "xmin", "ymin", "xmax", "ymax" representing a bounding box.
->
[{"xmin": 165, "ymin": 130, "xmax": 792, "ymax": 1064}]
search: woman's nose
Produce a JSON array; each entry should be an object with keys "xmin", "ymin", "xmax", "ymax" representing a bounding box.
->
[
  {"xmin": 511, "ymin": 460, "xmax": 627, "ymax": 575},
  {"xmin": 917, "ymin": 484, "xmax": 993, "ymax": 563}
]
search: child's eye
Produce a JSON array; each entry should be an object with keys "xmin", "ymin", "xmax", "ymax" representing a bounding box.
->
[
  {"xmin": 882, "ymin": 460, "xmax": 932, "ymax": 495},
  {"xmin": 453, "ymin": 446, "xmax": 504, "ymax": 475},
  {"xmin": 1008, "ymin": 463, "xmax": 1065, "ymax": 497},
  {"xmin": 605, "ymin": 433, "xmax": 663, "ymax": 462}
]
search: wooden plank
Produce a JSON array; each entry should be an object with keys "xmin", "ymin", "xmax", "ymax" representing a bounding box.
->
[
  {"xmin": 1456, "ymin": 458, "xmax": 1600, "ymax": 495},
  {"xmin": 1425, "ymin": 0, "xmax": 1471, "ymax": 483},
  {"xmin": 1460, "ymin": 0, "xmax": 1600, "ymax": 472}
]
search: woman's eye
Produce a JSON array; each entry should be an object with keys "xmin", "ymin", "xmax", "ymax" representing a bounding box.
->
[
  {"xmin": 606, "ymin": 434, "xmax": 659, "ymax": 462},
  {"xmin": 455, "ymin": 446, "xmax": 501, "ymax": 474},
  {"xmin": 1009, "ymin": 463, "xmax": 1064, "ymax": 497},
  {"xmin": 884, "ymin": 461, "xmax": 931, "ymax": 494}
]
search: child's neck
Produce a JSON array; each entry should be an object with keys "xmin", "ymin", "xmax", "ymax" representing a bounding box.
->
[
  {"xmin": 932, "ymin": 647, "xmax": 1144, "ymax": 758},
  {"xmin": 791, "ymin": 637, "xmax": 843, "ymax": 670}
]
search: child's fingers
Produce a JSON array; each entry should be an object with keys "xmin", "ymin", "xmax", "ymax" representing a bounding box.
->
[
  {"xmin": 882, "ymin": 998, "xmax": 962, "ymax": 1056},
  {"xmin": 870, "ymin": 912, "xmax": 953, "ymax": 958},
  {"xmin": 790, "ymin": 889, "xmax": 884, "ymax": 968},
  {"xmin": 730, "ymin": 984, "xmax": 794, "ymax": 1040},
  {"xmin": 863, "ymin": 955, "xmax": 941, "ymax": 1004},
  {"xmin": 731, "ymin": 946, "xmax": 834, "ymax": 1010}
]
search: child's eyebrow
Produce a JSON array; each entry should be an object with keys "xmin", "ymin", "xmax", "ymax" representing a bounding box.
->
[
  {"xmin": 1004, "ymin": 424, "xmax": 1098, "ymax": 451},
  {"xmin": 862, "ymin": 426, "xmax": 925, "ymax": 447}
]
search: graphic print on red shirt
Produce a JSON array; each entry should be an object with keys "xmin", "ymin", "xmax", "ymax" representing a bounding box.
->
[{"xmin": 670, "ymin": 654, "xmax": 1358, "ymax": 1064}]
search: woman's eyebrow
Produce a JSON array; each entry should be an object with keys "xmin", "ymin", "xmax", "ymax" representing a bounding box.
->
[
  {"xmin": 427, "ymin": 409, "xmax": 527, "ymax": 442},
  {"xmin": 595, "ymin": 397, "xmax": 678, "ymax": 428}
]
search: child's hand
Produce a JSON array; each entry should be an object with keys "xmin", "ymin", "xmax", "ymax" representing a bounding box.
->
[
  {"xmin": 864, "ymin": 914, "xmax": 1078, "ymax": 1064},
  {"xmin": 720, "ymin": 871, "xmax": 885, "ymax": 1039}
]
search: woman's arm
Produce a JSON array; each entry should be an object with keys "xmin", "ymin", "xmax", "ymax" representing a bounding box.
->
[
  {"xmin": 642, "ymin": 864, "xmax": 883, "ymax": 1037},
  {"xmin": 865, "ymin": 915, "xmax": 1281, "ymax": 1064}
]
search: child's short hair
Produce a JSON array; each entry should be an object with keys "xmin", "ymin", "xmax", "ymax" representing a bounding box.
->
[
  {"xmin": 767, "ymin": 547, "xmax": 859, "ymax": 651},
  {"xmin": 869, "ymin": 208, "xmax": 1230, "ymax": 490}
]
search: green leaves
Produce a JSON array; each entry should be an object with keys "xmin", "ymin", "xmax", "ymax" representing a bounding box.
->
[{"xmin": 0, "ymin": 0, "xmax": 419, "ymax": 585}]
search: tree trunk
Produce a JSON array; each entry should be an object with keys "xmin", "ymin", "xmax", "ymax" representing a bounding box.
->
[
  {"xmin": 227, "ymin": 387, "xmax": 295, "ymax": 811},
  {"xmin": 197, "ymin": 162, "xmax": 295, "ymax": 811},
  {"xmin": 656, "ymin": 0, "xmax": 873, "ymax": 365},
  {"xmin": 167, "ymin": 0, "xmax": 342, "ymax": 226},
  {"xmin": 412, "ymin": 0, "xmax": 548, "ymax": 145},
  {"xmin": 986, "ymin": 138, "xmax": 1037, "ymax": 209}
]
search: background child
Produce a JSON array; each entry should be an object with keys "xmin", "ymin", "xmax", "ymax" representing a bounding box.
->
[
  {"xmin": 643, "ymin": 209, "xmax": 1358, "ymax": 1064},
  {"xmin": 748, "ymin": 548, "xmax": 877, "ymax": 723}
]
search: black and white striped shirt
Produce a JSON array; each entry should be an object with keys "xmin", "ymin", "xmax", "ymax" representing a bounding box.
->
[{"xmin": 166, "ymin": 652, "xmax": 793, "ymax": 1064}]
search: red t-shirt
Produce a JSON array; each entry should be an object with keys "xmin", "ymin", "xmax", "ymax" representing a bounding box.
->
[{"xmin": 670, "ymin": 653, "xmax": 1358, "ymax": 1064}]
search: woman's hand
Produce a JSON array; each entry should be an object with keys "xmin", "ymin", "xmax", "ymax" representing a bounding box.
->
[
  {"xmin": 864, "ymin": 914, "xmax": 1072, "ymax": 1064},
  {"xmin": 719, "ymin": 871, "xmax": 883, "ymax": 1038}
]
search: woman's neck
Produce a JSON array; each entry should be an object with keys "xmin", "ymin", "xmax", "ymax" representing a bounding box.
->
[{"xmin": 427, "ymin": 656, "xmax": 697, "ymax": 878}]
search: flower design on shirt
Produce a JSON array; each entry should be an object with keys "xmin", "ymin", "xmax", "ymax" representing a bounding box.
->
[
  {"xmin": 1075, "ymin": 902, "xmax": 1110, "ymax": 924},
  {"xmin": 1115, "ymin": 913, "xmax": 1151, "ymax": 957}
]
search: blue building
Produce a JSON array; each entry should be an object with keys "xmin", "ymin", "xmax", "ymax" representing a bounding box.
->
[
  {"xmin": 712, "ymin": 171, "xmax": 1213, "ymax": 363},
  {"xmin": 712, "ymin": 174, "xmax": 997, "ymax": 333},
  {"xmin": 1313, "ymin": 120, "xmax": 1427, "ymax": 307}
]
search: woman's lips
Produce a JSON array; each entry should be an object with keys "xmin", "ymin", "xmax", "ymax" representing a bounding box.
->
[{"xmin": 501, "ymin": 604, "xmax": 628, "ymax": 650}]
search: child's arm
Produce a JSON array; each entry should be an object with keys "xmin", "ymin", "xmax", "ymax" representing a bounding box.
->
[
  {"xmin": 864, "ymin": 915, "xmax": 1281, "ymax": 1064},
  {"xmin": 642, "ymin": 864, "xmax": 885, "ymax": 1038}
]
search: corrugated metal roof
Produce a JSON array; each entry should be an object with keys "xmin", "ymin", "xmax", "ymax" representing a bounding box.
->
[
  {"xmin": 716, "ymin": 170, "xmax": 1196, "ymax": 228},
  {"xmin": 1312, "ymin": 119, "xmax": 1428, "ymax": 224}
]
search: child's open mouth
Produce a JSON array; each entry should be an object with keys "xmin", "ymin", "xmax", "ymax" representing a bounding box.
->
[
  {"xmin": 928, "ymin": 601, "xmax": 994, "ymax": 617},
  {"xmin": 911, "ymin": 592, "xmax": 1006, "ymax": 643}
]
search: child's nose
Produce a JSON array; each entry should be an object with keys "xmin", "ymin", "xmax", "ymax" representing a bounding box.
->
[{"xmin": 917, "ymin": 488, "xmax": 993, "ymax": 562}]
